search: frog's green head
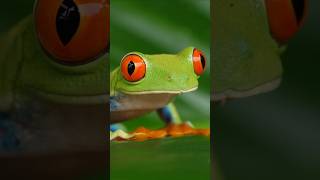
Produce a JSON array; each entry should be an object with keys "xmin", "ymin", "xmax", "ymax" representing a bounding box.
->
[
  {"xmin": 212, "ymin": 0, "xmax": 306, "ymax": 100},
  {"xmin": 0, "ymin": 1, "xmax": 109, "ymax": 111},
  {"xmin": 112, "ymin": 47, "xmax": 206, "ymax": 95}
]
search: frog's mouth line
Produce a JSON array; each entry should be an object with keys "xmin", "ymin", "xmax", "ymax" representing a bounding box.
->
[
  {"xmin": 37, "ymin": 93, "xmax": 109, "ymax": 104},
  {"xmin": 22, "ymin": 87, "xmax": 108, "ymax": 105},
  {"xmin": 119, "ymin": 86, "xmax": 198, "ymax": 95},
  {"xmin": 212, "ymin": 78, "xmax": 281, "ymax": 101},
  {"xmin": 22, "ymin": 85, "xmax": 197, "ymax": 104}
]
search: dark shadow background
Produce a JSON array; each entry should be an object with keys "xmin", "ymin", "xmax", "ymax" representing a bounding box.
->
[
  {"xmin": 0, "ymin": 1, "xmax": 31, "ymax": 33},
  {"xmin": 213, "ymin": 0, "xmax": 320, "ymax": 179}
]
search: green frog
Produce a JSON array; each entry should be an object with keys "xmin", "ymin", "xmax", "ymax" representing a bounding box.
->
[{"xmin": 110, "ymin": 47, "xmax": 206, "ymax": 139}]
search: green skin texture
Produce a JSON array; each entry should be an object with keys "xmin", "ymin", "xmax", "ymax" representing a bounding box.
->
[
  {"xmin": 110, "ymin": 47, "xmax": 200, "ymax": 125},
  {"xmin": 212, "ymin": 0, "xmax": 283, "ymax": 101},
  {"xmin": 0, "ymin": 15, "xmax": 108, "ymax": 112}
]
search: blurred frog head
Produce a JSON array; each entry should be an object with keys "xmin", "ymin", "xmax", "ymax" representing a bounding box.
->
[{"xmin": 212, "ymin": 0, "xmax": 307, "ymax": 101}]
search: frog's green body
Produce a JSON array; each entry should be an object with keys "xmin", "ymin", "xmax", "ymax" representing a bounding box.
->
[
  {"xmin": 212, "ymin": 0, "xmax": 283, "ymax": 100},
  {"xmin": 110, "ymin": 47, "xmax": 199, "ymax": 125}
]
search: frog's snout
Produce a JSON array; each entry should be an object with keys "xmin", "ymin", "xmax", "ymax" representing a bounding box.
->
[
  {"xmin": 166, "ymin": 74, "xmax": 192, "ymax": 86},
  {"xmin": 166, "ymin": 74, "xmax": 185, "ymax": 83}
]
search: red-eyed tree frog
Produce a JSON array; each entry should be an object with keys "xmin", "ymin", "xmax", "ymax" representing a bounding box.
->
[{"xmin": 110, "ymin": 47, "xmax": 208, "ymax": 140}]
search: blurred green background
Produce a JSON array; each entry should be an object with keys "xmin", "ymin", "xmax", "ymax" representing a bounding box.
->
[
  {"xmin": 110, "ymin": 0, "xmax": 210, "ymax": 180},
  {"xmin": 213, "ymin": 0, "xmax": 320, "ymax": 179}
]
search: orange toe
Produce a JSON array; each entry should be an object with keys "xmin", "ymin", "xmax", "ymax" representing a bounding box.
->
[
  {"xmin": 149, "ymin": 129, "xmax": 167, "ymax": 139},
  {"xmin": 117, "ymin": 123, "xmax": 210, "ymax": 142},
  {"xmin": 196, "ymin": 129, "xmax": 210, "ymax": 136},
  {"xmin": 166, "ymin": 124, "xmax": 184, "ymax": 137},
  {"xmin": 180, "ymin": 123, "xmax": 197, "ymax": 135}
]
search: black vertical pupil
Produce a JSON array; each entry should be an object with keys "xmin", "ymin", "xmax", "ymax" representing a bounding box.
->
[
  {"xmin": 56, "ymin": 0, "xmax": 80, "ymax": 46},
  {"xmin": 291, "ymin": 0, "xmax": 305, "ymax": 24},
  {"xmin": 128, "ymin": 61, "xmax": 135, "ymax": 76},
  {"xmin": 200, "ymin": 55, "xmax": 206, "ymax": 69}
]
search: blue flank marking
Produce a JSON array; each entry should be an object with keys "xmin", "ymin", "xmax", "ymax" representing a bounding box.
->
[
  {"xmin": 110, "ymin": 96, "xmax": 120, "ymax": 111},
  {"xmin": 0, "ymin": 113, "xmax": 20, "ymax": 151},
  {"xmin": 110, "ymin": 124, "xmax": 120, "ymax": 132},
  {"xmin": 110, "ymin": 96, "xmax": 124, "ymax": 132},
  {"xmin": 160, "ymin": 106, "xmax": 173, "ymax": 124}
]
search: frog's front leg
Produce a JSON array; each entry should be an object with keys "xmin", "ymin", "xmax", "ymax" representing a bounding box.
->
[
  {"xmin": 157, "ymin": 102, "xmax": 206, "ymax": 137},
  {"xmin": 157, "ymin": 103, "xmax": 182, "ymax": 124}
]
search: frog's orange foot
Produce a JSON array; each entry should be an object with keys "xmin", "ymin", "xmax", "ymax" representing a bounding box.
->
[
  {"xmin": 131, "ymin": 127, "xmax": 167, "ymax": 141},
  {"xmin": 128, "ymin": 122, "xmax": 210, "ymax": 142},
  {"xmin": 166, "ymin": 123, "xmax": 210, "ymax": 137}
]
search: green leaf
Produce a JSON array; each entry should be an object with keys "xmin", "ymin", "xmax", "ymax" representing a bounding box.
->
[{"xmin": 111, "ymin": 136, "xmax": 211, "ymax": 180}]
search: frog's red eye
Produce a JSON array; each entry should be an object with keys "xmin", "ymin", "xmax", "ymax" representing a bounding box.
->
[
  {"xmin": 192, "ymin": 48, "xmax": 206, "ymax": 76},
  {"xmin": 121, "ymin": 54, "xmax": 146, "ymax": 82},
  {"xmin": 265, "ymin": 0, "xmax": 307, "ymax": 43},
  {"xmin": 35, "ymin": 0, "xmax": 109, "ymax": 65}
]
